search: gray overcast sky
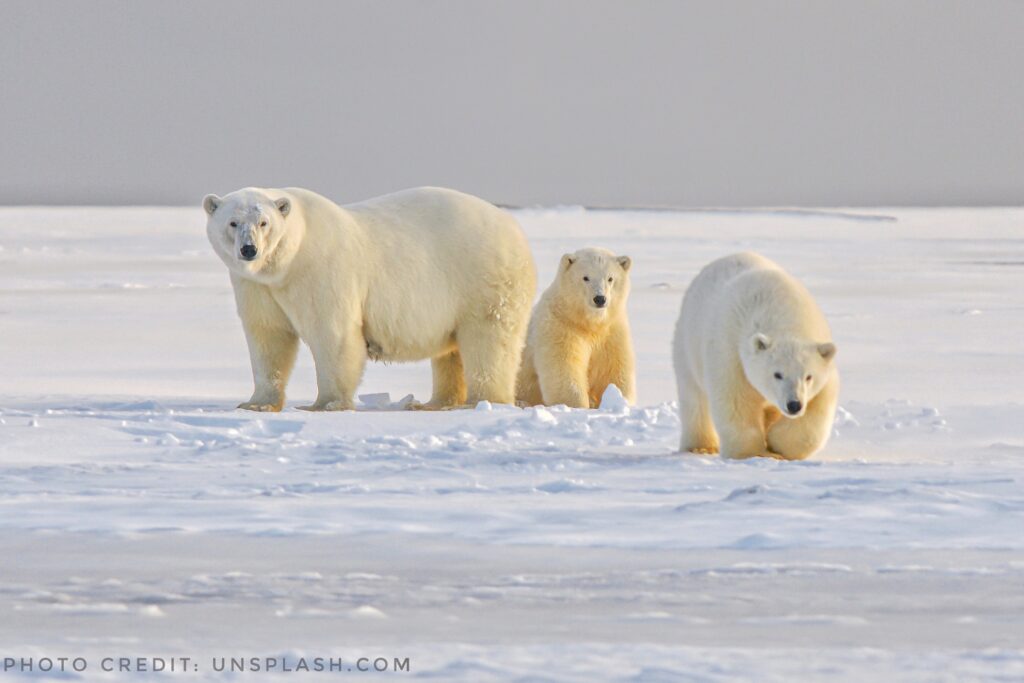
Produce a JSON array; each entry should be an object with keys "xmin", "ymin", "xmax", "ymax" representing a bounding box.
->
[{"xmin": 1, "ymin": 0, "xmax": 1022, "ymax": 207}]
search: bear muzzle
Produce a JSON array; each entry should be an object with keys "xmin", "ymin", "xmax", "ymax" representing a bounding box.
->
[{"xmin": 240, "ymin": 244, "xmax": 258, "ymax": 261}]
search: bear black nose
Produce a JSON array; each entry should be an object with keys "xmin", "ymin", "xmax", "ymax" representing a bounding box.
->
[
  {"xmin": 593, "ymin": 295, "xmax": 607, "ymax": 307},
  {"xmin": 240, "ymin": 244, "xmax": 257, "ymax": 260},
  {"xmin": 786, "ymin": 400, "xmax": 802, "ymax": 415}
]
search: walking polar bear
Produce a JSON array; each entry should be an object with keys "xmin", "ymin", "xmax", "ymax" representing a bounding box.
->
[
  {"xmin": 516, "ymin": 247, "xmax": 636, "ymax": 408},
  {"xmin": 203, "ymin": 186, "xmax": 536, "ymax": 411},
  {"xmin": 673, "ymin": 252, "xmax": 838, "ymax": 460}
]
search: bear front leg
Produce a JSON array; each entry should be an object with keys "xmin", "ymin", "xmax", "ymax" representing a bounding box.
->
[
  {"xmin": 239, "ymin": 325, "xmax": 299, "ymax": 412},
  {"xmin": 709, "ymin": 383, "xmax": 772, "ymax": 459},
  {"xmin": 300, "ymin": 328, "xmax": 367, "ymax": 411},
  {"xmin": 417, "ymin": 349, "xmax": 467, "ymax": 410},
  {"xmin": 233, "ymin": 278, "xmax": 299, "ymax": 412},
  {"xmin": 535, "ymin": 338, "xmax": 591, "ymax": 408},
  {"xmin": 591, "ymin": 322, "xmax": 636, "ymax": 406},
  {"xmin": 767, "ymin": 373, "xmax": 839, "ymax": 460},
  {"xmin": 457, "ymin": 319, "xmax": 527, "ymax": 406}
]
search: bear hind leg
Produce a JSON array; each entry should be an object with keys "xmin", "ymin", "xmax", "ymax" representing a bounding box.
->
[{"xmin": 515, "ymin": 349, "xmax": 543, "ymax": 407}]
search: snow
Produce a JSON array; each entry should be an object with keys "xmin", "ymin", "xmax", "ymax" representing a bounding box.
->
[
  {"xmin": 598, "ymin": 383, "xmax": 629, "ymax": 413},
  {"xmin": 1, "ymin": 205, "xmax": 1023, "ymax": 680}
]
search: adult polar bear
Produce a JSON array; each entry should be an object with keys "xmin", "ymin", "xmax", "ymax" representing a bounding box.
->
[
  {"xmin": 673, "ymin": 252, "xmax": 838, "ymax": 460},
  {"xmin": 204, "ymin": 186, "xmax": 536, "ymax": 411}
]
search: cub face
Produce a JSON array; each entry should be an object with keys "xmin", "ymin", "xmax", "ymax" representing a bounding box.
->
[
  {"xmin": 203, "ymin": 188, "xmax": 295, "ymax": 281},
  {"xmin": 739, "ymin": 333, "xmax": 837, "ymax": 418},
  {"xmin": 557, "ymin": 248, "xmax": 632, "ymax": 319}
]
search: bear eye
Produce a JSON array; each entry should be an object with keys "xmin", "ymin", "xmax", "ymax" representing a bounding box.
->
[
  {"xmin": 608, "ymin": 277, "xmax": 613, "ymax": 283},
  {"xmin": 773, "ymin": 372, "xmax": 783, "ymax": 380},
  {"xmin": 583, "ymin": 276, "xmax": 589, "ymax": 282},
  {"xmin": 806, "ymin": 374, "xmax": 813, "ymax": 382},
  {"xmin": 229, "ymin": 221, "xmax": 238, "ymax": 228},
  {"xmin": 259, "ymin": 220, "xmax": 268, "ymax": 228}
]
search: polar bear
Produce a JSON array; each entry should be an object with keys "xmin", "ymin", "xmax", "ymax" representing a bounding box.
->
[
  {"xmin": 516, "ymin": 248, "xmax": 635, "ymax": 408},
  {"xmin": 672, "ymin": 252, "xmax": 838, "ymax": 460},
  {"xmin": 203, "ymin": 186, "xmax": 537, "ymax": 411}
]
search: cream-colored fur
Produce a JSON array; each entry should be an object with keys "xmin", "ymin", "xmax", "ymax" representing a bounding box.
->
[
  {"xmin": 672, "ymin": 252, "xmax": 838, "ymax": 460},
  {"xmin": 516, "ymin": 248, "xmax": 635, "ymax": 408},
  {"xmin": 204, "ymin": 186, "xmax": 537, "ymax": 411}
]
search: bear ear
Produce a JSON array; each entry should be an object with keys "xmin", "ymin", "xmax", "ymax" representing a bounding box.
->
[
  {"xmin": 818, "ymin": 342, "xmax": 837, "ymax": 361},
  {"xmin": 202, "ymin": 194, "xmax": 221, "ymax": 216},
  {"xmin": 751, "ymin": 333, "xmax": 772, "ymax": 352},
  {"xmin": 560, "ymin": 253, "xmax": 576, "ymax": 271},
  {"xmin": 275, "ymin": 197, "xmax": 291, "ymax": 218},
  {"xmin": 617, "ymin": 255, "xmax": 632, "ymax": 272}
]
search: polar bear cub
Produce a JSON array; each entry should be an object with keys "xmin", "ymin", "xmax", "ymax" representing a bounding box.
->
[
  {"xmin": 516, "ymin": 248, "xmax": 636, "ymax": 408},
  {"xmin": 672, "ymin": 252, "xmax": 838, "ymax": 460},
  {"xmin": 203, "ymin": 186, "xmax": 536, "ymax": 411}
]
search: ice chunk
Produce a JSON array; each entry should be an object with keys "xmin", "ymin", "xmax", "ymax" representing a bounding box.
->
[
  {"xmin": 531, "ymin": 406, "xmax": 558, "ymax": 425},
  {"xmin": 599, "ymin": 384, "xmax": 629, "ymax": 413},
  {"xmin": 394, "ymin": 394, "xmax": 417, "ymax": 409},
  {"xmin": 358, "ymin": 392, "xmax": 391, "ymax": 409}
]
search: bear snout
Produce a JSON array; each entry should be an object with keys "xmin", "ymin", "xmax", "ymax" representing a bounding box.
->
[
  {"xmin": 593, "ymin": 295, "xmax": 607, "ymax": 308},
  {"xmin": 240, "ymin": 244, "xmax": 258, "ymax": 260},
  {"xmin": 786, "ymin": 400, "xmax": 802, "ymax": 415}
]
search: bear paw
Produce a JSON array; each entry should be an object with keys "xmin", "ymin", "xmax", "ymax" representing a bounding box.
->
[
  {"xmin": 408, "ymin": 400, "xmax": 467, "ymax": 411},
  {"xmin": 721, "ymin": 450, "xmax": 785, "ymax": 460},
  {"xmin": 237, "ymin": 401, "xmax": 283, "ymax": 412},
  {"xmin": 297, "ymin": 400, "xmax": 355, "ymax": 412}
]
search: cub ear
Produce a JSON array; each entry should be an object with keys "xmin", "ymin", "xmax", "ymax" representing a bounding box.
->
[
  {"xmin": 617, "ymin": 255, "xmax": 632, "ymax": 272},
  {"xmin": 560, "ymin": 253, "xmax": 576, "ymax": 271},
  {"xmin": 275, "ymin": 197, "xmax": 291, "ymax": 217},
  {"xmin": 818, "ymin": 342, "xmax": 837, "ymax": 361},
  {"xmin": 751, "ymin": 333, "xmax": 772, "ymax": 352},
  {"xmin": 202, "ymin": 194, "xmax": 221, "ymax": 216}
]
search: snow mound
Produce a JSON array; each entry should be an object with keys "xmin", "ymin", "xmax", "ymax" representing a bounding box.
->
[{"xmin": 599, "ymin": 383, "xmax": 629, "ymax": 413}]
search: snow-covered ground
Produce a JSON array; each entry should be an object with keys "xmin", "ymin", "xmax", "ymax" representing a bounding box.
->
[{"xmin": 1, "ymin": 205, "xmax": 1022, "ymax": 681}]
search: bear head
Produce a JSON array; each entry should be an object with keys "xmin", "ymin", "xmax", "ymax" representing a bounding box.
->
[
  {"xmin": 739, "ymin": 333, "xmax": 836, "ymax": 418},
  {"xmin": 557, "ymin": 247, "xmax": 632, "ymax": 320},
  {"xmin": 203, "ymin": 188, "xmax": 300, "ymax": 283}
]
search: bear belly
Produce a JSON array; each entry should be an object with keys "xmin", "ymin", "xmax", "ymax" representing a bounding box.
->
[{"xmin": 362, "ymin": 328, "xmax": 458, "ymax": 363}]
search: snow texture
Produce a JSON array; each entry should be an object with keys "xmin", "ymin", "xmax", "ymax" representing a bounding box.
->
[{"xmin": 0, "ymin": 206, "xmax": 1023, "ymax": 680}]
